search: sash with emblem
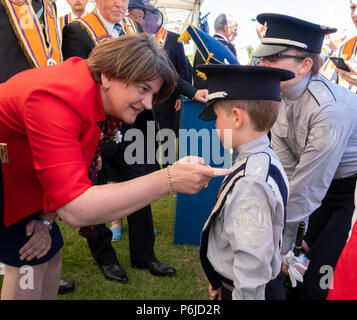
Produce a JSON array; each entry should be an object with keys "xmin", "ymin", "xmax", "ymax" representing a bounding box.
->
[
  {"xmin": 155, "ymin": 26, "xmax": 167, "ymax": 48},
  {"xmin": 75, "ymin": 9, "xmax": 138, "ymax": 46},
  {"xmin": 1, "ymin": 0, "xmax": 62, "ymax": 67}
]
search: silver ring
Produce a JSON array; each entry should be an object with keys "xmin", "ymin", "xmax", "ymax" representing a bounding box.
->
[{"xmin": 204, "ymin": 182, "xmax": 209, "ymax": 188}]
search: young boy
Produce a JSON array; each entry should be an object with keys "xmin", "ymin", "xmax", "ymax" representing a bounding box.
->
[{"xmin": 198, "ymin": 64, "xmax": 295, "ymax": 300}]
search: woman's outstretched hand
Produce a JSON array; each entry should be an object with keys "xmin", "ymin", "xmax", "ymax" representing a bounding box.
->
[{"xmin": 169, "ymin": 156, "xmax": 231, "ymax": 194}]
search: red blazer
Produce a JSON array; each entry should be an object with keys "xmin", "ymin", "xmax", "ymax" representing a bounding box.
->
[{"xmin": 0, "ymin": 58, "xmax": 106, "ymax": 226}]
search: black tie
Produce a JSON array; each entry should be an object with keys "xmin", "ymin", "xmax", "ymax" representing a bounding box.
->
[{"xmin": 113, "ymin": 23, "xmax": 122, "ymax": 36}]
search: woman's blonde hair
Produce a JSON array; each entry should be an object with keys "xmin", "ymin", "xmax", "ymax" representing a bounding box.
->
[{"xmin": 87, "ymin": 33, "xmax": 177, "ymax": 103}]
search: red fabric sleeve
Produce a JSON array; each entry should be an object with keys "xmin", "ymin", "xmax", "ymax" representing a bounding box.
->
[{"xmin": 23, "ymin": 89, "xmax": 93, "ymax": 213}]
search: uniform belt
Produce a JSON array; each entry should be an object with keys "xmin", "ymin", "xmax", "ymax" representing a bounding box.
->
[
  {"xmin": 220, "ymin": 275, "xmax": 234, "ymax": 292},
  {"xmin": 335, "ymin": 173, "xmax": 357, "ymax": 181}
]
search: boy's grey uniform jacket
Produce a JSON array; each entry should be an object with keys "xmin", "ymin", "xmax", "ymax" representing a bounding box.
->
[
  {"xmin": 271, "ymin": 75, "xmax": 357, "ymax": 253},
  {"xmin": 200, "ymin": 136, "xmax": 289, "ymax": 300}
]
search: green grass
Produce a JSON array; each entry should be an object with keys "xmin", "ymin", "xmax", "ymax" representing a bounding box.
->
[{"xmin": 0, "ymin": 196, "xmax": 208, "ymax": 300}]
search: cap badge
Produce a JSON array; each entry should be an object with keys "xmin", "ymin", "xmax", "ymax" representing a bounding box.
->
[
  {"xmin": 262, "ymin": 22, "xmax": 268, "ymax": 38},
  {"xmin": 207, "ymin": 91, "xmax": 228, "ymax": 101}
]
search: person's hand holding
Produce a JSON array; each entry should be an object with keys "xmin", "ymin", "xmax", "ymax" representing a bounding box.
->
[
  {"xmin": 193, "ymin": 89, "xmax": 209, "ymax": 103},
  {"xmin": 337, "ymin": 60, "xmax": 357, "ymax": 87},
  {"xmin": 302, "ymin": 240, "xmax": 310, "ymax": 253},
  {"xmin": 325, "ymin": 31, "xmax": 347, "ymax": 53},
  {"xmin": 19, "ymin": 213, "xmax": 56, "ymax": 261},
  {"xmin": 281, "ymin": 251, "xmax": 310, "ymax": 287},
  {"xmin": 209, "ymin": 284, "xmax": 222, "ymax": 300},
  {"xmin": 174, "ymin": 99, "xmax": 182, "ymax": 111},
  {"xmin": 169, "ymin": 156, "xmax": 231, "ymax": 194}
]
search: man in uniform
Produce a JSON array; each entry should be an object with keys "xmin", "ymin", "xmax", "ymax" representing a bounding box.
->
[
  {"xmin": 62, "ymin": 0, "xmax": 179, "ymax": 284},
  {"xmin": 324, "ymin": 0, "xmax": 357, "ymax": 300},
  {"xmin": 254, "ymin": 13, "xmax": 357, "ymax": 300},
  {"xmin": 127, "ymin": 0, "xmax": 208, "ymax": 137},
  {"xmin": 0, "ymin": 0, "xmax": 74, "ymax": 296},
  {"xmin": 59, "ymin": 0, "xmax": 88, "ymax": 31}
]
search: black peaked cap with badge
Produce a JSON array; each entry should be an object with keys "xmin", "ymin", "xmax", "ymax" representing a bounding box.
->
[
  {"xmin": 197, "ymin": 64, "xmax": 295, "ymax": 121},
  {"xmin": 253, "ymin": 13, "xmax": 337, "ymax": 57}
]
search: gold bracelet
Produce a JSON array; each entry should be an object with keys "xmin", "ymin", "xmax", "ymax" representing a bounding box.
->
[{"xmin": 167, "ymin": 165, "xmax": 176, "ymax": 198}]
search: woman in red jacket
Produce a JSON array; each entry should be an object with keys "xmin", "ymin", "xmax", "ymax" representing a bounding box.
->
[{"xmin": 0, "ymin": 33, "xmax": 228, "ymax": 299}]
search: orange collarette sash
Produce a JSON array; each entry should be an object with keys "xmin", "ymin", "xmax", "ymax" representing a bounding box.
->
[
  {"xmin": 76, "ymin": 10, "xmax": 138, "ymax": 46},
  {"xmin": 1, "ymin": 0, "xmax": 62, "ymax": 67},
  {"xmin": 155, "ymin": 26, "xmax": 167, "ymax": 48},
  {"xmin": 321, "ymin": 36, "xmax": 357, "ymax": 91},
  {"xmin": 59, "ymin": 12, "xmax": 72, "ymax": 31},
  {"xmin": 122, "ymin": 17, "xmax": 138, "ymax": 35}
]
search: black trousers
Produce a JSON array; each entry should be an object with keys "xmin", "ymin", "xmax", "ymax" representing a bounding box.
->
[
  {"xmin": 299, "ymin": 176, "xmax": 356, "ymax": 300},
  {"xmin": 86, "ymin": 114, "xmax": 157, "ymax": 266}
]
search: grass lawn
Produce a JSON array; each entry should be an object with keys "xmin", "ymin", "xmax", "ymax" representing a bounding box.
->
[{"xmin": 0, "ymin": 195, "xmax": 209, "ymax": 300}]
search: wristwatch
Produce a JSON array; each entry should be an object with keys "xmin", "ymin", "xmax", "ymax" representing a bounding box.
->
[{"xmin": 37, "ymin": 218, "xmax": 53, "ymax": 232}]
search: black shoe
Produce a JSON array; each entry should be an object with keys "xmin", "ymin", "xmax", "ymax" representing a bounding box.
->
[
  {"xmin": 100, "ymin": 263, "xmax": 128, "ymax": 283},
  {"xmin": 132, "ymin": 259, "xmax": 177, "ymax": 277},
  {"xmin": 58, "ymin": 278, "xmax": 75, "ymax": 295}
]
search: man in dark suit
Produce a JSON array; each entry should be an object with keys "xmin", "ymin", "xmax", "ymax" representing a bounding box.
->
[
  {"xmin": 213, "ymin": 13, "xmax": 237, "ymax": 56},
  {"xmin": 128, "ymin": 0, "xmax": 208, "ymax": 139},
  {"xmin": 193, "ymin": 13, "xmax": 238, "ymax": 89},
  {"xmin": 62, "ymin": 0, "xmax": 179, "ymax": 283},
  {"xmin": 0, "ymin": 0, "xmax": 74, "ymax": 295}
]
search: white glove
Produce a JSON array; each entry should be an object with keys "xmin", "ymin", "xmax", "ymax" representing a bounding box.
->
[{"xmin": 283, "ymin": 250, "xmax": 308, "ymax": 288}]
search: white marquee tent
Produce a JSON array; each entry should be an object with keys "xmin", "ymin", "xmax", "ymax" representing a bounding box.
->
[{"xmin": 153, "ymin": 0, "xmax": 204, "ymax": 34}]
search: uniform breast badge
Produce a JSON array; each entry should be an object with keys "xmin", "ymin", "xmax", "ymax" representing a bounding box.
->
[{"xmin": 0, "ymin": 143, "xmax": 9, "ymax": 164}]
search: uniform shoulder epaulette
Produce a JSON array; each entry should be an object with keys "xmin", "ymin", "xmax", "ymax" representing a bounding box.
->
[
  {"xmin": 245, "ymin": 152, "xmax": 271, "ymax": 181},
  {"xmin": 308, "ymin": 78, "xmax": 337, "ymax": 106}
]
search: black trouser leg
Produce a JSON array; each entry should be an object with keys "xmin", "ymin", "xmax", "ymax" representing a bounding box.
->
[
  {"xmin": 102, "ymin": 134, "xmax": 156, "ymax": 265},
  {"xmin": 128, "ymin": 205, "xmax": 155, "ymax": 265},
  {"xmin": 86, "ymin": 224, "xmax": 119, "ymax": 266},
  {"xmin": 265, "ymin": 272, "xmax": 286, "ymax": 300},
  {"xmin": 300, "ymin": 178, "xmax": 356, "ymax": 300}
]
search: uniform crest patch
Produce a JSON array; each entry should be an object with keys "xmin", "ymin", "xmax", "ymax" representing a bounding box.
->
[
  {"xmin": 309, "ymin": 120, "xmax": 338, "ymax": 151},
  {"xmin": 233, "ymin": 198, "xmax": 271, "ymax": 246}
]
